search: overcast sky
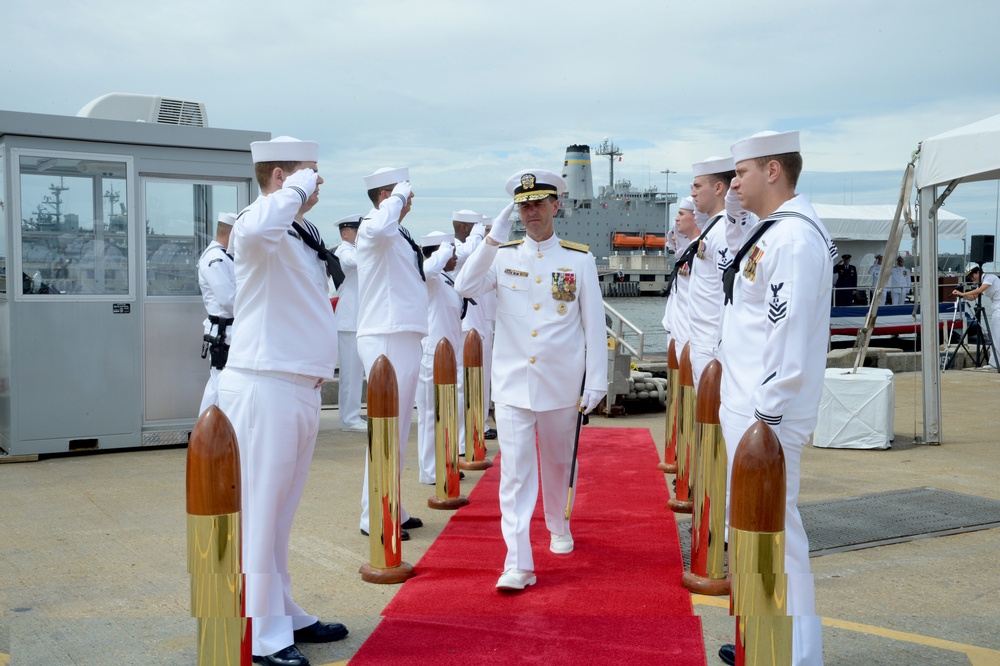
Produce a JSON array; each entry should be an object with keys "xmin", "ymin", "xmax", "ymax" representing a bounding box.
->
[{"xmin": 3, "ymin": 0, "xmax": 999, "ymax": 254}]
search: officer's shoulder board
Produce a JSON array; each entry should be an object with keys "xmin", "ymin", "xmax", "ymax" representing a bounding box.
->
[
  {"xmin": 500, "ymin": 239, "xmax": 524, "ymax": 249},
  {"xmin": 560, "ymin": 240, "xmax": 589, "ymax": 253}
]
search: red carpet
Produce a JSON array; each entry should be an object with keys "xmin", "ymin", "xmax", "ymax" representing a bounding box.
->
[{"xmin": 350, "ymin": 427, "xmax": 705, "ymax": 665}]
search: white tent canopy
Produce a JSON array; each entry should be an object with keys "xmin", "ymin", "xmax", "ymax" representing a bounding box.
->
[
  {"xmin": 813, "ymin": 203, "xmax": 965, "ymax": 242},
  {"xmin": 916, "ymin": 113, "xmax": 1000, "ymax": 446}
]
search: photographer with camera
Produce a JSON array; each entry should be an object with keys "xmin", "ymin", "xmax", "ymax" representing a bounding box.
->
[{"xmin": 953, "ymin": 265, "xmax": 1000, "ymax": 370}]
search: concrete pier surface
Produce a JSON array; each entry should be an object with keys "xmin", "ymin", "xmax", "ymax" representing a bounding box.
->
[{"xmin": 1, "ymin": 368, "xmax": 998, "ymax": 665}]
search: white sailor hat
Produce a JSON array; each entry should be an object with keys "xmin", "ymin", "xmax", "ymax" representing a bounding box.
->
[
  {"xmin": 506, "ymin": 169, "xmax": 566, "ymax": 203},
  {"xmin": 731, "ymin": 130, "xmax": 800, "ymax": 164},
  {"xmin": 481, "ymin": 214, "xmax": 492, "ymax": 224},
  {"xmin": 337, "ymin": 214, "xmax": 364, "ymax": 229},
  {"xmin": 420, "ymin": 230, "xmax": 455, "ymax": 248},
  {"xmin": 678, "ymin": 196, "xmax": 696, "ymax": 212},
  {"xmin": 217, "ymin": 212, "xmax": 236, "ymax": 227},
  {"xmin": 250, "ymin": 136, "xmax": 319, "ymax": 164},
  {"xmin": 692, "ymin": 155, "xmax": 736, "ymax": 177},
  {"xmin": 363, "ymin": 167, "xmax": 409, "ymax": 190},
  {"xmin": 452, "ymin": 209, "xmax": 481, "ymax": 223}
]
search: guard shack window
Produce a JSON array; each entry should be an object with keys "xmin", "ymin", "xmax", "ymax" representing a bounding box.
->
[{"xmin": 18, "ymin": 154, "xmax": 130, "ymax": 296}]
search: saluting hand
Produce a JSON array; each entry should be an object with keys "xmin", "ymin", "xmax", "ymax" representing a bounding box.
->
[
  {"xmin": 283, "ymin": 168, "xmax": 318, "ymax": 202},
  {"xmin": 486, "ymin": 202, "xmax": 516, "ymax": 245}
]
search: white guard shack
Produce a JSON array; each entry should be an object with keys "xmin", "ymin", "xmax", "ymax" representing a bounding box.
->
[{"xmin": 0, "ymin": 94, "xmax": 267, "ymax": 456}]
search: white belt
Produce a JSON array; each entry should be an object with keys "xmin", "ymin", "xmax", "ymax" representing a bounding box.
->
[{"xmin": 232, "ymin": 368, "xmax": 324, "ymax": 389}]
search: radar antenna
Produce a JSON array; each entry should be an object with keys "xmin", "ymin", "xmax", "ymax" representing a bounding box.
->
[{"xmin": 595, "ymin": 138, "xmax": 623, "ymax": 193}]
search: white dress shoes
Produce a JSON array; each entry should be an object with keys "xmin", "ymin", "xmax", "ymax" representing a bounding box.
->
[
  {"xmin": 340, "ymin": 421, "xmax": 368, "ymax": 432},
  {"xmin": 550, "ymin": 532, "xmax": 574, "ymax": 554},
  {"xmin": 496, "ymin": 569, "xmax": 536, "ymax": 591}
]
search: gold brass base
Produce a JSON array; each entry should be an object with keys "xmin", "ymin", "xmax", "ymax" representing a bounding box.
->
[
  {"xmin": 427, "ymin": 494, "xmax": 470, "ymax": 510},
  {"xmin": 681, "ymin": 571, "xmax": 731, "ymax": 596},
  {"xmin": 657, "ymin": 461, "xmax": 677, "ymax": 474},
  {"xmin": 360, "ymin": 561, "xmax": 415, "ymax": 584},
  {"xmin": 459, "ymin": 459, "xmax": 492, "ymax": 471},
  {"xmin": 667, "ymin": 498, "xmax": 693, "ymax": 514}
]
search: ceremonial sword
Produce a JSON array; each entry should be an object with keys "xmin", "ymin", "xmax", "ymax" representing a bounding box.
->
[{"xmin": 565, "ymin": 376, "xmax": 588, "ymax": 520}]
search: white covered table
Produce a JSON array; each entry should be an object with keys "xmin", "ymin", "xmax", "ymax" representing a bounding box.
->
[{"xmin": 814, "ymin": 367, "xmax": 894, "ymax": 449}]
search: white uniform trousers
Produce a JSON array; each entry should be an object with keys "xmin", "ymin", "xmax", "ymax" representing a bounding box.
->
[
  {"xmin": 337, "ymin": 331, "xmax": 366, "ymax": 428},
  {"xmin": 493, "ymin": 403, "xmax": 578, "ymax": 573},
  {"xmin": 889, "ymin": 286, "xmax": 904, "ymax": 306},
  {"xmin": 720, "ymin": 405, "xmax": 823, "ymax": 666},
  {"xmin": 198, "ymin": 366, "xmax": 222, "ymax": 415},
  {"xmin": 416, "ymin": 351, "xmax": 466, "ymax": 484},
  {"xmin": 689, "ymin": 343, "xmax": 718, "ymax": 396},
  {"xmin": 357, "ymin": 332, "xmax": 421, "ymax": 531},
  {"xmin": 987, "ymin": 307, "xmax": 1000, "ymax": 369},
  {"xmin": 482, "ymin": 330, "xmax": 494, "ymax": 418},
  {"xmin": 216, "ymin": 368, "xmax": 322, "ymax": 657}
]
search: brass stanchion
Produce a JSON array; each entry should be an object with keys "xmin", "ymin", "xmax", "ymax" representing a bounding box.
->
[
  {"xmin": 657, "ymin": 339, "xmax": 679, "ymax": 475},
  {"xmin": 360, "ymin": 355, "xmax": 415, "ymax": 584},
  {"xmin": 729, "ymin": 420, "xmax": 791, "ymax": 666},
  {"xmin": 428, "ymin": 338, "xmax": 470, "ymax": 510},
  {"xmin": 668, "ymin": 342, "xmax": 694, "ymax": 514},
  {"xmin": 682, "ymin": 359, "xmax": 730, "ymax": 596},
  {"xmin": 460, "ymin": 328, "xmax": 491, "ymax": 471},
  {"xmin": 186, "ymin": 405, "xmax": 249, "ymax": 665}
]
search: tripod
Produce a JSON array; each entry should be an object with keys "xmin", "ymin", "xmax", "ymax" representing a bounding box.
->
[{"xmin": 946, "ymin": 294, "xmax": 999, "ymax": 370}]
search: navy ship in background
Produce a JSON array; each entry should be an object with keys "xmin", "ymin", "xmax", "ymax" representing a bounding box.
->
[{"xmin": 511, "ymin": 140, "xmax": 676, "ymax": 296}]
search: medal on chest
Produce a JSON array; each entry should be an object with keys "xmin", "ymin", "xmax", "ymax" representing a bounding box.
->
[
  {"xmin": 678, "ymin": 262, "xmax": 690, "ymax": 277},
  {"xmin": 696, "ymin": 239, "xmax": 707, "ymax": 260},
  {"xmin": 742, "ymin": 245, "xmax": 764, "ymax": 283},
  {"xmin": 552, "ymin": 270, "xmax": 577, "ymax": 302}
]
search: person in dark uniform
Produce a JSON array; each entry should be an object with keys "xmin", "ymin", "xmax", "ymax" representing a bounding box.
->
[{"xmin": 833, "ymin": 254, "xmax": 857, "ymax": 306}]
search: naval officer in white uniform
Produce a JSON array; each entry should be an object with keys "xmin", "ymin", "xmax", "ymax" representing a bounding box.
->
[
  {"xmin": 717, "ymin": 130, "xmax": 832, "ymax": 666},
  {"xmin": 334, "ymin": 214, "xmax": 367, "ymax": 432},
  {"xmin": 355, "ymin": 166, "xmax": 427, "ymax": 539},
  {"xmin": 687, "ymin": 157, "xmax": 736, "ymax": 389},
  {"xmin": 217, "ymin": 136, "xmax": 347, "ymax": 666},
  {"xmin": 454, "ymin": 169, "xmax": 607, "ymax": 591},
  {"xmin": 197, "ymin": 211, "xmax": 236, "ymax": 414}
]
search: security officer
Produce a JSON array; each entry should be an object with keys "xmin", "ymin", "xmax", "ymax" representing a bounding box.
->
[
  {"xmin": 454, "ymin": 169, "xmax": 607, "ymax": 592},
  {"xmin": 415, "ymin": 231, "xmax": 465, "ymax": 483},
  {"xmin": 717, "ymin": 130, "xmax": 831, "ymax": 666},
  {"xmin": 334, "ymin": 214, "xmax": 367, "ymax": 432},
  {"xmin": 217, "ymin": 136, "xmax": 346, "ymax": 666},
  {"xmin": 688, "ymin": 157, "xmax": 736, "ymax": 389},
  {"xmin": 197, "ymin": 212, "xmax": 236, "ymax": 415},
  {"xmin": 356, "ymin": 167, "xmax": 427, "ymax": 539}
]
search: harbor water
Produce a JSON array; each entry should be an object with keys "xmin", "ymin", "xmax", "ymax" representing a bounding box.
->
[{"xmin": 606, "ymin": 296, "xmax": 668, "ymax": 356}]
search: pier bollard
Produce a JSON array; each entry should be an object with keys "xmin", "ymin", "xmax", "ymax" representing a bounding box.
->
[
  {"xmin": 360, "ymin": 355, "xmax": 415, "ymax": 584},
  {"xmin": 668, "ymin": 342, "xmax": 695, "ymax": 514},
  {"xmin": 657, "ymin": 339, "xmax": 679, "ymax": 475},
  {"xmin": 729, "ymin": 420, "xmax": 791, "ymax": 666},
  {"xmin": 460, "ymin": 328, "xmax": 491, "ymax": 471},
  {"xmin": 186, "ymin": 405, "xmax": 249, "ymax": 665},
  {"xmin": 682, "ymin": 359, "xmax": 730, "ymax": 596},
  {"xmin": 429, "ymin": 338, "xmax": 470, "ymax": 510}
]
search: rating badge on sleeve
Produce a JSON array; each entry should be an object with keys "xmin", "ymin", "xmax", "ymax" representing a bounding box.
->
[{"xmin": 551, "ymin": 271, "xmax": 577, "ymax": 302}]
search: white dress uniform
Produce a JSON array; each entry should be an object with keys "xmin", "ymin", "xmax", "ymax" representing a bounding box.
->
[
  {"xmin": 978, "ymin": 273, "xmax": 1000, "ymax": 367},
  {"xmin": 416, "ymin": 237, "xmax": 465, "ymax": 484},
  {"xmin": 661, "ymin": 229, "xmax": 690, "ymax": 348},
  {"xmin": 888, "ymin": 263, "xmax": 911, "ymax": 306},
  {"xmin": 196, "ymin": 238, "xmax": 235, "ymax": 414},
  {"xmin": 687, "ymin": 214, "xmax": 731, "ymax": 389},
  {"xmin": 719, "ymin": 193, "xmax": 833, "ymax": 666},
  {"xmin": 334, "ymin": 238, "xmax": 366, "ymax": 430},
  {"xmin": 454, "ymin": 233, "xmax": 607, "ymax": 573},
  {"xmin": 217, "ymin": 185, "xmax": 338, "ymax": 657},
  {"xmin": 456, "ymin": 221, "xmax": 495, "ymax": 433},
  {"xmin": 355, "ymin": 179, "xmax": 428, "ymax": 532},
  {"xmin": 868, "ymin": 261, "xmax": 886, "ymax": 305}
]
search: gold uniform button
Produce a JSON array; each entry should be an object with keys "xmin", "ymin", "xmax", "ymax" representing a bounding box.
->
[
  {"xmin": 529, "ymin": 357, "xmax": 536, "ymax": 364},
  {"xmin": 533, "ymin": 304, "xmax": 540, "ymax": 311},
  {"xmin": 535, "ymin": 277, "xmax": 542, "ymax": 283},
  {"xmin": 531, "ymin": 330, "xmax": 537, "ymax": 337},
  {"xmin": 537, "ymin": 253, "xmax": 543, "ymax": 258}
]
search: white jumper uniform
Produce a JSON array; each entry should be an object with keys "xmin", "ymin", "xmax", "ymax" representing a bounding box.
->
[
  {"xmin": 217, "ymin": 190, "xmax": 338, "ymax": 657},
  {"xmin": 416, "ymin": 250, "xmax": 465, "ymax": 484},
  {"xmin": 457, "ymin": 230, "xmax": 495, "ymax": 433},
  {"xmin": 718, "ymin": 194, "xmax": 833, "ymax": 666},
  {"xmin": 356, "ymin": 196, "xmax": 428, "ymax": 531},
  {"xmin": 334, "ymin": 241, "xmax": 366, "ymax": 429},
  {"xmin": 197, "ymin": 240, "xmax": 235, "ymax": 413},
  {"xmin": 661, "ymin": 230, "xmax": 691, "ymax": 349},
  {"xmin": 454, "ymin": 234, "xmax": 607, "ymax": 573},
  {"xmin": 686, "ymin": 214, "xmax": 731, "ymax": 389}
]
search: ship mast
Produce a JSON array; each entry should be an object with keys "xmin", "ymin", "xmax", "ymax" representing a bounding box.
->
[{"xmin": 594, "ymin": 138, "xmax": 622, "ymax": 192}]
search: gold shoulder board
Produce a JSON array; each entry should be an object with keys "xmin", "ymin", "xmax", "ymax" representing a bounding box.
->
[
  {"xmin": 560, "ymin": 240, "xmax": 590, "ymax": 253},
  {"xmin": 500, "ymin": 239, "xmax": 524, "ymax": 248}
]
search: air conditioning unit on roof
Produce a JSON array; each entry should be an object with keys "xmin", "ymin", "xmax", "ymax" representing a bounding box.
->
[{"xmin": 77, "ymin": 93, "xmax": 208, "ymax": 127}]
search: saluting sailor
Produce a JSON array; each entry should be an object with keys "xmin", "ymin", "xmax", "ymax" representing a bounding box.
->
[
  {"xmin": 334, "ymin": 214, "xmax": 368, "ymax": 432},
  {"xmin": 355, "ymin": 167, "xmax": 427, "ymax": 540},
  {"xmin": 217, "ymin": 136, "xmax": 347, "ymax": 666},
  {"xmin": 687, "ymin": 156, "xmax": 736, "ymax": 389},
  {"xmin": 716, "ymin": 130, "xmax": 832, "ymax": 666},
  {"xmin": 454, "ymin": 169, "xmax": 607, "ymax": 592},
  {"xmin": 197, "ymin": 211, "xmax": 236, "ymax": 414}
]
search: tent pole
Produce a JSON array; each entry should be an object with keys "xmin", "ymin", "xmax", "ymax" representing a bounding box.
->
[{"xmin": 919, "ymin": 185, "xmax": 943, "ymax": 445}]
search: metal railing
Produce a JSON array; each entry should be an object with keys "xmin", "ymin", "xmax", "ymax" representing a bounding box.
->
[{"xmin": 604, "ymin": 300, "xmax": 645, "ymax": 360}]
